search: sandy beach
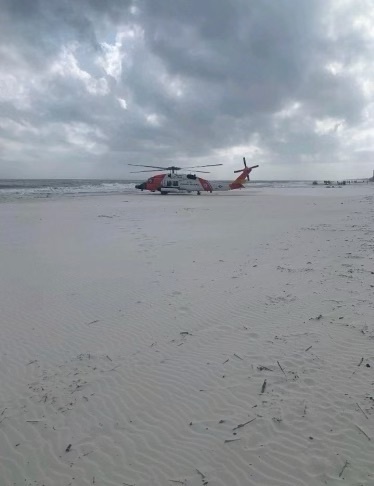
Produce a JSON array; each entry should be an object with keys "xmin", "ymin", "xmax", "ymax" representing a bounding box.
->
[{"xmin": 1, "ymin": 185, "xmax": 374, "ymax": 486}]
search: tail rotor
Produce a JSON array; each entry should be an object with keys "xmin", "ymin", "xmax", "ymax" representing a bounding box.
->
[{"xmin": 234, "ymin": 157, "xmax": 259, "ymax": 181}]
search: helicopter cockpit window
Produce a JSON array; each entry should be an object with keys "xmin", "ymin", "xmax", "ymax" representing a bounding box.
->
[
  {"xmin": 172, "ymin": 181, "xmax": 179, "ymax": 186},
  {"xmin": 167, "ymin": 180, "xmax": 172, "ymax": 187},
  {"xmin": 187, "ymin": 174, "xmax": 196, "ymax": 180}
]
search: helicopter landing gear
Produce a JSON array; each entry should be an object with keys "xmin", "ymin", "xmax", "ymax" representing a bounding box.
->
[
  {"xmin": 197, "ymin": 191, "xmax": 201, "ymax": 195},
  {"xmin": 161, "ymin": 191, "xmax": 168, "ymax": 195}
]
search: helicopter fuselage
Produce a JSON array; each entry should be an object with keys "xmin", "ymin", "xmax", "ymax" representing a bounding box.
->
[{"xmin": 135, "ymin": 172, "xmax": 234, "ymax": 194}]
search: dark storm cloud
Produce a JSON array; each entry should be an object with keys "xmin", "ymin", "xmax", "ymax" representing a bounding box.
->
[
  {"xmin": 142, "ymin": 1, "xmax": 321, "ymax": 89},
  {"xmin": 137, "ymin": 1, "xmax": 367, "ymax": 144},
  {"xmin": 0, "ymin": 0, "xmax": 373, "ymax": 178},
  {"xmin": 0, "ymin": 0, "xmax": 133, "ymax": 68}
]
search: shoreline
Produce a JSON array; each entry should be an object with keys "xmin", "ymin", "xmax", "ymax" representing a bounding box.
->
[{"xmin": 1, "ymin": 179, "xmax": 372, "ymax": 203}]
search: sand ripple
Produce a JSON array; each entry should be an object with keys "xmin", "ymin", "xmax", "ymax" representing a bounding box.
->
[{"xmin": 1, "ymin": 191, "xmax": 374, "ymax": 485}]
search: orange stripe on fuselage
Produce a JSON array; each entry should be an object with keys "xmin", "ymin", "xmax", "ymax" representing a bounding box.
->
[
  {"xmin": 198, "ymin": 178, "xmax": 213, "ymax": 192},
  {"xmin": 145, "ymin": 174, "xmax": 165, "ymax": 191}
]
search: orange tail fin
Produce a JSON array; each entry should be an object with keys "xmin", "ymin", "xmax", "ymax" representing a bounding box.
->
[
  {"xmin": 229, "ymin": 163, "xmax": 258, "ymax": 189},
  {"xmin": 229, "ymin": 170, "xmax": 248, "ymax": 189}
]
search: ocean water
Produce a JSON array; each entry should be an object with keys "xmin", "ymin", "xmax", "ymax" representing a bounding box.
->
[
  {"xmin": 0, "ymin": 178, "xmax": 318, "ymax": 202},
  {"xmin": 0, "ymin": 179, "xmax": 138, "ymax": 202}
]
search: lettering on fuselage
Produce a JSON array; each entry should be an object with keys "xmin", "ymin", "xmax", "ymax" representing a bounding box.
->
[{"xmin": 159, "ymin": 174, "xmax": 204, "ymax": 191}]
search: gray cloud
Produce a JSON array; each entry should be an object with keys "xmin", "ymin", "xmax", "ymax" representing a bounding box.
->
[{"xmin": 0, "ymin": 0, "xmax": 373, "ymax": 179}]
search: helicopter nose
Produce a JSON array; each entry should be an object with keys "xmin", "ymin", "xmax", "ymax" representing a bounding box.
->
[{"xmin": 135, "ymin": 182, "xmax": 146, "ymax": 190}]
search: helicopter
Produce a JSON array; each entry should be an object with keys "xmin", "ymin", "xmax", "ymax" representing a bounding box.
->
[{"xmin": 130, "ymin": 158, "xmax": 259, "ymax": 195}]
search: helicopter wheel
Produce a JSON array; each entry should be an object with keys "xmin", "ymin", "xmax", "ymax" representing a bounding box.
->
[
  {"xmin": 197, "ymin": 191, "xmax": 201, "ymax": 195},
  {"xmin": 161, "ymin": 191, "xmax": 168, "ymax": 195}
]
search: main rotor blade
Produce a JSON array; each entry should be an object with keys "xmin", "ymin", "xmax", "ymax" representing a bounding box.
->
[
  {"xmin": 234, "ymin": 169, "xmax": 244, "ymax": 173},
  {"xmin": 130, "ymin": 170, "xmax": 162, "ymax": 173},
  {"xmin": 183, "ymin": 163, "xmax": 223, "ymax": 169},
  {"xmin": 131, "ymin": 169, "xmax": 210, "ymax": 174},
  {"xmin": 243, "ymin": 157, "xmax": 247, "ymax": 167},
  {"xmin": 128, "ymin": 164, "xmax": 169, "ymax": 170}
]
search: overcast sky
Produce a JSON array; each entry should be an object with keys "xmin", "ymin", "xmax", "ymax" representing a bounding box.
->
[{"xmin": 0, "ymin": 0, "xmax": 373, "ymax": 180}]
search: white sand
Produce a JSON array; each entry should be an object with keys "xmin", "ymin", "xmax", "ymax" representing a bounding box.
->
[{"xmin": 1, "ymin": 185, "xmax": 374, "ymax": 486}]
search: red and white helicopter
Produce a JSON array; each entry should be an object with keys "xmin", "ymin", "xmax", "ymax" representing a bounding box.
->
[{"xmin": 131, "ymin": 158, "xmax": 259, "ymax": 195}]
